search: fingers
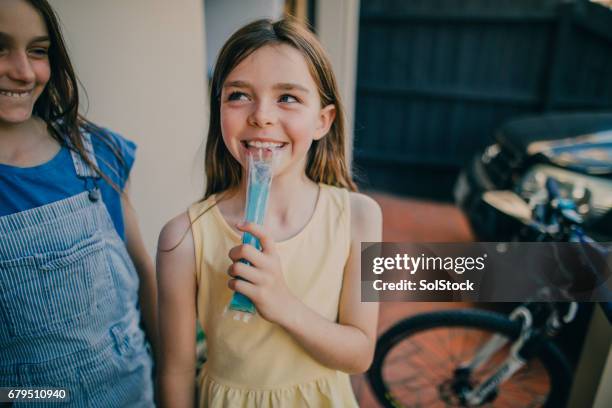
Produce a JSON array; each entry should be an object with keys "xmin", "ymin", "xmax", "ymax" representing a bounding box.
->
[
  {"xmin": 227, "ymin": 261, "xmax": 262, "ymax": 285},
  {"xmin": 227, "ymin": 275, "xmax": 258, "ymax": 299},
  {"xmin": 228, "ymin": 243, "xmax": 265, "ymax": 265},
  {"xmin": 236, "ymin": 222, "xmax": 277, "ymax": 254}
]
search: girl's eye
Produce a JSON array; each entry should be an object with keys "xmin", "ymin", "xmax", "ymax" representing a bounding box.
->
[
  {"xmin": 279, "ymin": 94, "xmax": 298, "ymax": 103},
  {"xmin": 227, "ymin": 91, "xmax": 249, "ymax": 101},
  {"xmin": 29, "ymin": 48, "xmax": 49, "ymax": 58}
]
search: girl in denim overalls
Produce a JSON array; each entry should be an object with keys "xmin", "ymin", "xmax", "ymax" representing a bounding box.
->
[{"xmin": 0, "ymin": 0, "xmax": 156, "ymax": 406}]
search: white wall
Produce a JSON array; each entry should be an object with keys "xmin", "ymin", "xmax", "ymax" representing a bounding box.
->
[
  {"xmin": 205, "ymin": 0, "xmax": 284, "ymax": 75},
  {"xmin": 316, "ymin": 0, "xmax": 360, "ymax": 164},
  {"xmin": 49, "ymin": 0, "xmax": 208, "ymax": 255}
]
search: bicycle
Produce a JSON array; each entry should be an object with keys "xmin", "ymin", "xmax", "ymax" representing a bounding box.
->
[{"xmin": 367, "ymin": 178, "xmax": 608, "ymax": 407}]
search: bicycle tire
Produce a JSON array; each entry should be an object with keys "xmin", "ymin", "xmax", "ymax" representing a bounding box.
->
[{"xmin": 367, "ymin": 309, "xmax": 572, "ymax": 408}]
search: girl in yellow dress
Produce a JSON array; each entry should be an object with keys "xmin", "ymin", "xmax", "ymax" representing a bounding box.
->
[{"xmin": 156, "ymin": 17, "xmax": 382, "ymax": 407}]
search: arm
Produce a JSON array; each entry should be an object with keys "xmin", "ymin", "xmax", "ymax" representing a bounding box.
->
[
  {"xmin": 229, "ymin": 193, "xmax": 382, "ymax": 374},
  {"xmin": 280, "ymin": 193, "xmax": 381, "ymax": 373},
  {"xmin": 156, "ymin": 212, "xmax": 198, "ymax": 407},
  {"xmin": 121, "ymin": 181, "xmax": 158, "ymax": 355}
]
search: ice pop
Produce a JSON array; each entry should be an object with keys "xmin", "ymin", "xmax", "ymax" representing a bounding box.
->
[{"xmin": 228, "ymin": 148, "xmax": 275, "ymax": 314}]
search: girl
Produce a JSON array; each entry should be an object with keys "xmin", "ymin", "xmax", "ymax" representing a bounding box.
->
[
  {"xmin": 0, "ymin": 0, "xmax": 156, "ymax": 405},
  {"xmin": 157, "ymin": 18, "xmax": 382, "ymax": 407}
]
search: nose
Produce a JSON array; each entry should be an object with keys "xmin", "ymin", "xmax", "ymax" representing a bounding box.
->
[
  {"xmin": 7, "ymin": 51, "xmax": 36, "ymax": 83},
  {"xmin": 248, "ymin": 100, "xmax": 277, "ymax": 128}
]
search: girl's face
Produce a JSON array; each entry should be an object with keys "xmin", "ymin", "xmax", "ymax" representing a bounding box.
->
[
  {"xmin": 220, "ymin": 44, "xmax": 335, "ymax": 179},
  {"xmin": 0, "ymin": 0, "xmax": 51, "ymax": 126}
]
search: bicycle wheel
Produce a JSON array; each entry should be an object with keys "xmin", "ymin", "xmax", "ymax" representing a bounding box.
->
[{"xmin": 367, "ymin": 309, "xmax": 572, "ymax": 408}]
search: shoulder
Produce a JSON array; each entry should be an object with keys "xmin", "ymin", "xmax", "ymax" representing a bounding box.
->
[
  {"xmin": 86, "ymin": 125, "xmax": 137, "ymax": 189},
  {"xmin": 349, "ymin": 192, "xmax": 382, "ymax": 241},
  {"xmin": 158, "ymin": 212, "xmax": 195, "ymax": 258},
  {"xmin": 349, "ymin": 191, "xmax": 381, "ymax": 217},
  {"xmin": 88, "ymin": 126, "xmax": 136, "ymax": 158},
  {"xmin": 321, "ymin": 185, "xmax": 382, "ymax": 235},
  {"xmin": 157, "ymin": 212, "xmax": 197, "ymax": 296}
]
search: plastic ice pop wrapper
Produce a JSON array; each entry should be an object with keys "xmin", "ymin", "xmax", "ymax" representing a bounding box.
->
[{"xmin": 228, "ymin": 148, "xmax": 276, "ymax": 316}]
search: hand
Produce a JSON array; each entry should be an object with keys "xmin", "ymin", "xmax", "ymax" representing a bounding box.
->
[{"xmin": 227, "ymin": 222, "xmax": 298, "ymax": 324}]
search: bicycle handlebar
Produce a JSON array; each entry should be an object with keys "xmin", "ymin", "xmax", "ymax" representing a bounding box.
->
[{"xmin": 545, "ymin": 177, "xmax": 561, "ymax": 200}]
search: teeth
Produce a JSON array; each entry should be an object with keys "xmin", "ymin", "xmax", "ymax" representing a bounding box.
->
[
  {"xmin": 0, "ymin": 90, "xmax": 31, "ymax": 98},
  {"xmin": 246, "ymin": 141, "xmax": 284, "ymax": 149}
]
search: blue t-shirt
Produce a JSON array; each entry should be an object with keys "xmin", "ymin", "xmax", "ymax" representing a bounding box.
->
[{"xmin": 0, "ymin": 129, "xmax": 136, "ymax": 240}]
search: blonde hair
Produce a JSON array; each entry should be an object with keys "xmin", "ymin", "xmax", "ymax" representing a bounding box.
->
[{"xmin": 203, "ymin": 17, "xmax": 357, "ymax": 201}]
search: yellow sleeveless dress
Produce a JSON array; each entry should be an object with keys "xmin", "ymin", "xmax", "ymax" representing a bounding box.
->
[{"xmin": 188, "ymin": 184, "xmax": 358, "ymax": 407}]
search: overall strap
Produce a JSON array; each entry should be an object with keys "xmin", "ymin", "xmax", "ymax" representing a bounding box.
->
[
  {"xmin": 69, "ymin": 130, "xmax": 101, "ymax": 201},
  {"xmin": 69, "ymin": 130, "xmax": 100, "ymax": 179}
]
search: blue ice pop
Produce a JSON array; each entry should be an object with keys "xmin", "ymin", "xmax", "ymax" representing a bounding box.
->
[{"xmin": 228, "ymin": 149, "xmax": 274, "ymax": 314}]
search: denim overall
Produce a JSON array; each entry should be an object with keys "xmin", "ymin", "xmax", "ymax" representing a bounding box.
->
[{"xmin": 0, "ymin": 133, "xmax": 154, "ymax": 407}]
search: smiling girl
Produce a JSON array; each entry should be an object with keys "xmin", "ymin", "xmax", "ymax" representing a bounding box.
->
[
  {"xmin": 0, "ymin": 0, "xmax": 155, "ymax": 405},
  {"xmin": 157, "ymin": 18, "xmax": 382, "ymax": 407}
]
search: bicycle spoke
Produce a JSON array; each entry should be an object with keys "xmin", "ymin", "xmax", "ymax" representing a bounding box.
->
[
  {"xmin": 385, "ymin": 342, "xmax": 450, "ymax": 381},
  {"xmin": 490, "ymin": 400, "xmax": 510, "ymax": 408},
  {"xmin": 446, "ymin": 327, "xmax": 460, "ymax": 366},
  {"xmin": 391, "ymin": 373, "xmax": 439, "ymax": 406},
  {"xmin": 496, "ymin": 391, "xmax": 546, "ymax": 408},
  {"xmin": 457, "ymin": 329, "xmax": 488, "ymax": 363},
  {"xmin": 418, "ymin": 394, "xmax": 446, "ymax": 406},
  {"xmin": 512, "ymin": 367, "xmax": 547, "ymax": 382},
  {"xmin": 508, "ymin": 376, "xmax": 547, "ymax": 393},
  {"xmin": 426, "ymin": 329, "xmax": 458, "ymax": 367},
  {"xmin": 508, "ymin": 368, "xmax": 548, "ymax": 390},
  {"xmin": 452, "ymin": 327, "xmax": 470, "ymax": 367},
  {"xmin": 495, "ymin": 372, "xmax": 549, "ymax": 407},
  {"xmin": 458, "ymin": 326, "xmax": 472, "ymax": 365},
  {"xmin": 505, "ymin": 382, "xmax": 547, "ymax": 401},
  {"xmin": 410, "ymin": 354, "xmax": 451, "ymax": 385},
  {"xmin": 424, "ymin": 330, "xmax": 474, "ymax": 371},
  {"xmin": 386, "ymin": 368, "xmax": 446, "ymax": 402},
  {"xmin": 386, "ymin": 374, "xmax": 428, "ymax": 390},
  {"xmin": 411, "ymin": 340, "xmax": 457, "ymax": 379},
  {"xmin": 385, "ymin": 353, "xmax": 446, "ymax": 390}
]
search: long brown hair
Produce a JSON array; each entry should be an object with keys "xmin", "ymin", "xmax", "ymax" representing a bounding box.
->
[
  {"xmin": 27, "ymin": 0, "xmax": 126, "ymax": 191},
  {"xmin": 204, "ymin": 17, "xmax": 356, "ymax": 200}
]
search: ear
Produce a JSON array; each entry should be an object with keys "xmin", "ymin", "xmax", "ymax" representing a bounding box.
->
[{"xmin": 314, "ymin": 104, "xmax": 336, "ymax": 141}]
